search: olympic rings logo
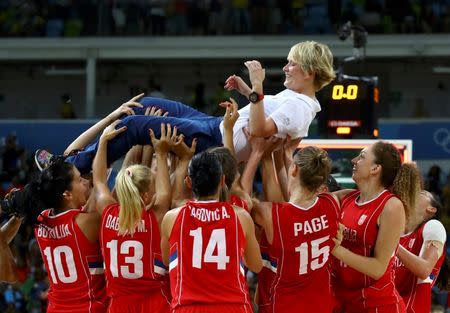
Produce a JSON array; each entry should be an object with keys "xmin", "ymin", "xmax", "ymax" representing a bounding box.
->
[{"xmin": 433, "ymin": 128, "xmax": 450, "ymax": 154}]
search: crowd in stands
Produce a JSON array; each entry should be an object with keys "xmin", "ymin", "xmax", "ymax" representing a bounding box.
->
[{"xmin": 1, "ymin": 0, "xmax": 450, "ymax": 38}]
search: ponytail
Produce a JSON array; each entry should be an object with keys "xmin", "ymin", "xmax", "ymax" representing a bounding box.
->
[
  {"xmin": 115, "ymin": 165, "xmax": 152, "ymax": 235},
  {"xmin": 391, "ymin": 163, "xmax": 421, "ymax": 220}
]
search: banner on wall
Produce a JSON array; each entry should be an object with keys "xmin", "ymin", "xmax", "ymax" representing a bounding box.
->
[{"xmin": 380, "ymin": 121, "xmax": 450, "ymax": 160}]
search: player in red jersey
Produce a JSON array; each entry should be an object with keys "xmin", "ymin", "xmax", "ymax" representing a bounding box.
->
[
  {"xmin": 332, "ymin": 141, "xmax": 421, "ymax": 313},
  {"xmin": 209, "ymin": 146, "xmax": 251, "ymax": 211},
  {"xmin": 252, "ymin": 146, "xmax": 340, "ymax": 313},
  {"xmin": 2, "ymin": 159, "xmax": 108, "ymax": 312},
  {"xmin": 394, "ymin": 190, "xmax": 448, "ymax": 313},
  {"xmin": 161, "ymin": 151, "xmax": 263, "ymax": 313},
  {"xmin": 93, "ymin": 122, "xmax": 189, "ymax": 313}
]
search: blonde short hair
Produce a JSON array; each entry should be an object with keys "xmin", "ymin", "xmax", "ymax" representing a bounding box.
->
[{"xmin": 288, "ymin": 41, "xmax": 336, "ymax": 91}]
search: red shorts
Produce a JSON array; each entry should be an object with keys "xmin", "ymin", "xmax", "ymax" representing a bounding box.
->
[
  {"xmin": 108, "ymin": 293, "xmax": 170, "ymax": 313},
  {"xmin": 173, "ymin": 303, "xmax": 253, "ymax": 313}
]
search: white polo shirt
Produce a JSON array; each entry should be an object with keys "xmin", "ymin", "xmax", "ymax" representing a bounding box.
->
[{"xmin": 219, "ymin": 89, "xmax": 321, "ymax": 163}]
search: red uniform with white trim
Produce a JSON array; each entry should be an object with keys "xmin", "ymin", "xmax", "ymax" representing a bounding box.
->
[
  {"xmin": 394, "ymin": 220, "xmax": 446, "ymax": 313},
  {"xmin": 230, "ymin": 194, "xmax": 249, "ymax": 212},
  {"xmin": 333, "ymin": 190, "xmax": 405, "ymax": 313},
  {"xmin": 257, "ymin": 193, "xmax": 339, "ymax": 313},
  {"xmin": 100, "ymin": 203, "xmax": 170, "ymax": 313},
  {"xmin": 168, "ymin": 200, "xmax": 252, "ymax": 313},
  {"xmin": 34, "ymin": 209, "xmax": 107, "ymax": 313}
]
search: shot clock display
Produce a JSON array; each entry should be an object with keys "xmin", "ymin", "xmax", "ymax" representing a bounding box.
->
[{"xmin": 317, "ymin": 75, "xmax": 378, "ymax": 138}]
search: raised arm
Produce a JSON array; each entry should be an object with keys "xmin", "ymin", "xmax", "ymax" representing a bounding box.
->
[
  {"xmin": 149, "ymin": 124, "xmax": 174, "ymax": 222},
  {"xmin": 93, "ymin": 120, "xmax": 127, "ymax": 214},
  {"xmin": 236, "ymin": 208, "xmax": 263, "ymax": 273},
  {"xmin": 64, "ymin": 94, "xmax": 144, "ymax": 155},
  {"xmin": 244, "ymin": 60, "xmax": 277, "ymax": 137},
  {"xmin": 170, "ymin": 135, "xmax": 197, "ymax": 208},
  {"xmin": 332, "ymin": 197, "xmax": 405, "ymax": 280},
  {"xmin": 261, "ymin": 153, "xmax": 284, "ymax": 202},
  {"xmin": 0, "ymin": 216, "xmax": 22, "ymax": 282},
  {"xmin": 219, "ymin": 98, "xmax": 239, "ymax": 155}
]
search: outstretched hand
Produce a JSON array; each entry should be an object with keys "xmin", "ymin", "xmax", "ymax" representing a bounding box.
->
[
  {"xmin": 171, "ymin": 135, "xmax": 197, "ymax": 162},
  {"xmin": 145, "ymin": 106, "xmax": 169, "ymax": 117},
  {"xmin": 332, "ymin": 223, "xmax": 344, "ymax": 252},
  {"xmin": 149, "ymin": 123, "xmax": 173, "ymax": 154},
  {"xmin": 224, "ymin": 75, "xmax": 252, "ymax": 98},
  {"xmin": 244, "ymin": 60, "xmax": 265, "ymax": 89},
  {"xmin": 100, "ymin": 120, "xmax": 127, "ymax": 142},
  {"xmin": 243, "ymin": 127, "xmax": 282, "ymax": 156},
  {"xmin": 220, "ymin": 97, "xmax": 239, "ymax": 130},
  {"xmin": 110, "ymin": 93, "xmax": 145, "ymax": 120}
]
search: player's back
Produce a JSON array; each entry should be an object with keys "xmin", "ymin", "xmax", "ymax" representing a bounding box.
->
[
  {"xmin": 169, "ymin": 200, "xmax": 252, "ymax": 313},
  {"xmin": 35, "ymin": 209, "xmax": 107, "ymax": 313},
  {"xmin": 258, "ymin": 193, "xmax": 339, "ymax": 313},
  {"xmin": 100, "ymin": 203, "xmax": 169, "ymax": 298}
]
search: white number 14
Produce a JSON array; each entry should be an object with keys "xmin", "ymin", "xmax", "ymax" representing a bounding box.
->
[{"xmin": 189, "ymin": 227, "xmax": 230, "ymax": 270}]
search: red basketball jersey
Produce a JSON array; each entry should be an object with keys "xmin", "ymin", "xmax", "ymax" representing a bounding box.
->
[
  {"xmin": 257, "ymin": 193, "xmax": 339, "ymax": 313},
  {"xmin": 35, "ymin": 209, "xmax": 107, "ymax": 313},
  {"xmin": 168, "ymin": 200, "xmax": 252, "ymax": 312},
  {"xmin": 230, "ymin": 194, "xmax": 249, "ymax": 212},
  {"xmin": 394, "ymin": 221, "xmax": 446, "ymax": 313},
  {"xmin": 100, "ymin": 203, "xmax": 170, "ymax": 302},
  {"xmin": 333, "ymin": 190, "xmax": 404, "ymax": 312}
]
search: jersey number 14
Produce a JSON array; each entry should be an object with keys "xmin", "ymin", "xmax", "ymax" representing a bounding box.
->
[{"xmin": 190, "ymin": 227, "xmax": 230, "ymax": 270}]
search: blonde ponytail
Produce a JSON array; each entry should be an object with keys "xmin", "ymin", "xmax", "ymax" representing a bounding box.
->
[{"xmin": 115, "ymin": 165, "xmax": 152, "ymax": 235}]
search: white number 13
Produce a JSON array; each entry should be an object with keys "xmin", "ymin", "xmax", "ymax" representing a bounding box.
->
[{"xmin": 190, "ymin": 227, "xmax": 230, "ymax": 270}]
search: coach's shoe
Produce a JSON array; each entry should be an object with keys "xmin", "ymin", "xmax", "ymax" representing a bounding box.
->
[{"xmin": 34, "ymin": 149, "xmax": 54, "ymax": 171}]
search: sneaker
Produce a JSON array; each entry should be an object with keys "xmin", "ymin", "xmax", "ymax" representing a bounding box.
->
[{"xmin": 34, "ymin": 149, "xmax": 54, "ymax": 171}]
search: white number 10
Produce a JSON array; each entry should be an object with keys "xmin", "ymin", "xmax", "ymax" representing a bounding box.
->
[{"xmin": 189, "ymin": 227, "xmax": 230, "ymax": 270}]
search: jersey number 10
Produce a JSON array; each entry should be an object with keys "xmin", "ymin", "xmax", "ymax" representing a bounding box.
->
[{"xmin": 43, "ymin": 246, "xmax": 77, "ymax": 284}]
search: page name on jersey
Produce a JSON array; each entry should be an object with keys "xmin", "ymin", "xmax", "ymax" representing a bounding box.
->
[
  {"xmin": 190, "ymin": 207, "xmax": 231, "ymax": 222},
  {"xmin": 294, "ymin": 215, "xmax": 329, "ymax": 236},
  {"xmin": 105, "ymin": 214, "xmax": 147, "ymax": 233},
  {"xmin": 37, "ymin": 224, "xmax": 72, "ymax": 239}
]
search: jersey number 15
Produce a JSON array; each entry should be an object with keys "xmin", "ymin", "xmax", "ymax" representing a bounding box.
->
[{"xmin": 295, "ymin": 235, "xmax": 330, "ymax": 275}]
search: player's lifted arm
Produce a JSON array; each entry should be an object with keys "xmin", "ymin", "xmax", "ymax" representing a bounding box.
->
[
  {"xmin": 219, "ymin": 98, "xmax": 239, "ymax": 156},
  {"xmin": 246, "ymin": 61, "xmax": 277, "ymax": 137},
  {"xmin": 0, "ymin": 216, "xmax": 22, "ymax": 283},
  {"xmin": 170, "ymin": 135, "xmax": 197, "ymax": 208},
  {"xmin": 64, "ymin": 94, "xmax": 144, "ymax": 155}
]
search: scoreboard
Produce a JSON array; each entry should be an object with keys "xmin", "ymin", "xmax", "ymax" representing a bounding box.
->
[{"xmin": 317, "ymin": 75, "xmax": 378, "ymax": 138}]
